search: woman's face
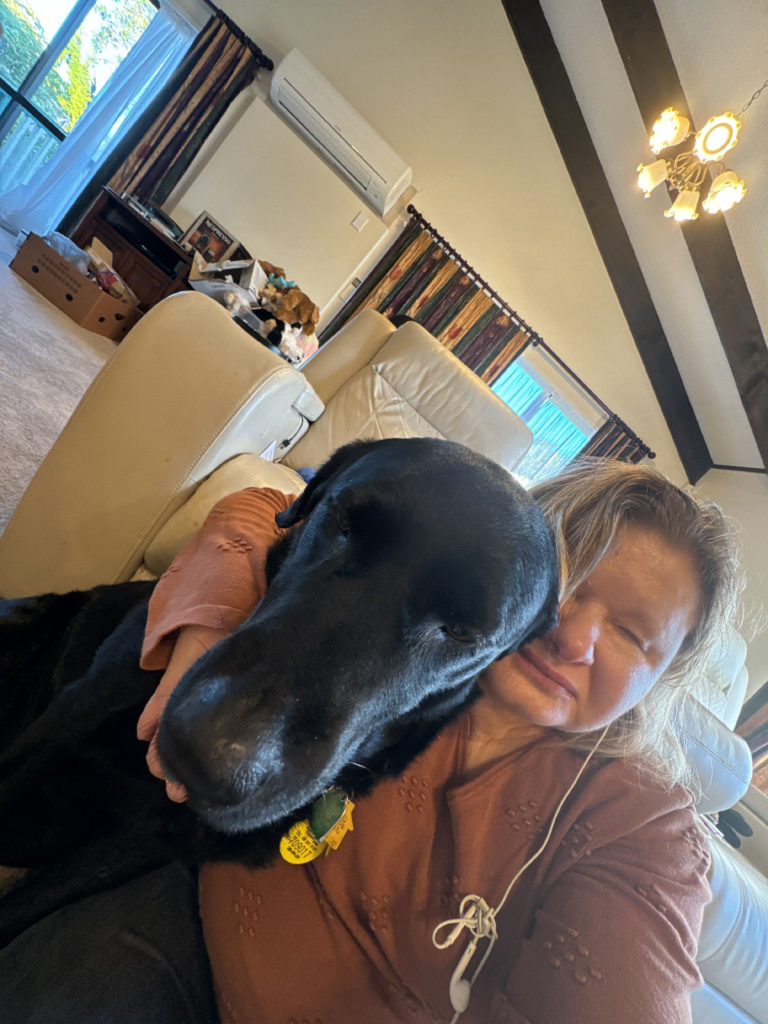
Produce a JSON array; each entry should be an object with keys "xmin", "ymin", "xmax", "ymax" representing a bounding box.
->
[{"xmin": 480, "ymin": 525, "xmax": 703, "ymax": 733}]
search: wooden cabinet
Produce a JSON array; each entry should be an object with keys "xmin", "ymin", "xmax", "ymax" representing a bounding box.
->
[{"xmin": 69, "ymin": 188, "xmax": 193, "ymax": 313}]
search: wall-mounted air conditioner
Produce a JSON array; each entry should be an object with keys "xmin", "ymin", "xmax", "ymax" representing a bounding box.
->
[{"xmin": 269, "ymin": 49, "xmax": 412, "ymax": 216}]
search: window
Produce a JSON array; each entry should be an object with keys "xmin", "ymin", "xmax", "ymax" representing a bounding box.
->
[
  {"xmin": 0, "ymin": 0, "xmax": 156, "ymax": 191},
  {"xmin": 492, "ymin": 344, "xmax": 607, "ymax": 487}
]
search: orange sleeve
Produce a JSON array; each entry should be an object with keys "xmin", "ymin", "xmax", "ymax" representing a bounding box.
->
[{"xmin": 140, "ymin": 487, "xmax": 297, "ymax": 670}]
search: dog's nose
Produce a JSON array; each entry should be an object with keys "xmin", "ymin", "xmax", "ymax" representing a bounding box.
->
[{"xmin": 159, "ymin": 714, "xmax": 275, "ymax": 807}]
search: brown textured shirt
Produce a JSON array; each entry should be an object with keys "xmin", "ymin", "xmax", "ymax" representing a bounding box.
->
[{"xmin": 141, "ymin": 487, "xmax": 710, "ymax": 1024}]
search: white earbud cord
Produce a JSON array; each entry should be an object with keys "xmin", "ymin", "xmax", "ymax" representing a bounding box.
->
[{"xmin": 432, "ymin": 723, "xmax": 611, "ymax": 1022}]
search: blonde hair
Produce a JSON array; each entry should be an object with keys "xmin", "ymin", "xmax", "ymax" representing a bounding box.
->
[{"xmin": 530, "ymin": 458, "xmax": 744, "ymax": 790}]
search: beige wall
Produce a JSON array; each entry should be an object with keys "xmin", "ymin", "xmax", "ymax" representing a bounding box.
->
[{"xmin": 168, "ymin": 0, "xmax": 766, "ymax": 691}]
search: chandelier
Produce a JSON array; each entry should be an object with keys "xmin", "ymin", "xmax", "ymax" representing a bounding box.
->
[{"xmin": 636, "ymin": 78, "xmax": 768, "ymax": 223}]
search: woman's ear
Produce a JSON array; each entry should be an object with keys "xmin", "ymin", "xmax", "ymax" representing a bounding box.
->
[{"xmin": 274, "ymin": 440, "xmax": 372, "ymax": 528}]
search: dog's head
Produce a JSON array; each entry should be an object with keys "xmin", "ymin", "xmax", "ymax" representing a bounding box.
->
[{"xmin": 159, "ymin": 438, "xmax": 558, "ymax": 833}]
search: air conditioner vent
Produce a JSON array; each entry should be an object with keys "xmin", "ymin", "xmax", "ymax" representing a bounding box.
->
[{"xmin": 270, "ymin": 50, "xmax": 412, "ymax": 215}]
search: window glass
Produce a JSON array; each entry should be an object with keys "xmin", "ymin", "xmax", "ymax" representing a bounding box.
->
[
  {"xmin": 29, "ymin": 0, "xmax": 155, "ymax": 132},
  {"xmin": 493, "ymin": 348, "xmax": 606, "ymax": 487},
  {"xmin": 0, "ymin": 0, "xmax": 53, "ymax": 88}
]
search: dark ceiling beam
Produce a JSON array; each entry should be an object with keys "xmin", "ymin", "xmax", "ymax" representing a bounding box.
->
[
  {"xmin": 601, "ymin": 0, "xmax": 768, "ymax": 473},
  {"xmin": 499, "ymin": 0, "xmax": 711, "ymax": 483}
]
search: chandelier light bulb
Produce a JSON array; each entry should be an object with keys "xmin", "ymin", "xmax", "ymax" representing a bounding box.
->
[
  {"xmin": 649, "ymin": 108, "xmax": 691, "ymax": 153},
  {"xmin": 664, "ymin": 188, "xmax": 700, "ymax": 222},
  {"xmin": 639, "ymin": 97, "xmax": 752, "ymax": 220},
  {"xmin": 701, "ymin": 170, "xmax": 747, "ymax": 213},
  {"xmin": 692, "ymin": 113, "xmax": 741, "ymax": 162},
  {"xmin": 637, "ymin": 159, "xmax": 668, "ymax": 196}
]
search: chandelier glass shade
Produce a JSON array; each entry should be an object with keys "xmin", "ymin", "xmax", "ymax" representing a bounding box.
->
[{"xmin": 637, "ymin": 107, "xmax": 746, "ymax": 221}]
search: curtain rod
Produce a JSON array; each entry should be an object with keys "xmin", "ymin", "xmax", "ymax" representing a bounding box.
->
[
  {"xmin": 201, "ymin": 1, "xmax": 274, "ymax": 68},
  {"xmin": 406, "ymin": 205, "xmax": 654, "ymax": 459},
  {"xmin": 407, "ymin": 205, "xmax": 541, "ymax": 340}
]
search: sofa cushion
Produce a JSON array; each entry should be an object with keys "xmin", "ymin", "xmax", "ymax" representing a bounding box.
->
[
  {"xmin": 281, "ymin": 366, "xmax": 444, "ymax": 471},
  {"xmin": 680, "ymin": 700, "xmax": 753, "ymax": 814},
  {"xmin": 142, "ymin": 455, "xmax": 306, "ymax": 577}
]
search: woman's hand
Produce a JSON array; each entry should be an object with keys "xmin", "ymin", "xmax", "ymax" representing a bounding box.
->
[{"xmin": 137, "ymin": 624, "xmax": 227, "ymax": 803}]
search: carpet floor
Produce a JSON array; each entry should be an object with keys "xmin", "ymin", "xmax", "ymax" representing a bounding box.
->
[{"xmin": 0, "ymin": 229, "xmax": 116, "ymax": 534}]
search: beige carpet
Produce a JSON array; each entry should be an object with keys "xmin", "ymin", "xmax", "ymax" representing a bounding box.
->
[{"xmin": 0, "ymin": 229, "xmax": 116, "ymax": 533}]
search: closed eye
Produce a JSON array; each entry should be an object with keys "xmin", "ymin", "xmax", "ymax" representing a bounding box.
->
[
  {"xmin": 441, "ymin": 624, "xmax": 477, "ymax": 645},
  {"xmin": 618, "ymin": 624, "xmax": 646, "ymax": 650},
  {"xmin": 328, "ymin": 499, "xmax": 351, "ymax": 537}
]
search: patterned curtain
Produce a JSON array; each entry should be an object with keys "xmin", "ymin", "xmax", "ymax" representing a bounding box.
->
[
  {"xmin": 60, "ymin": 8, "xmax": 272, "ymax": 233},
  {"xmin": 322, "ymin": 207, "xmax": 653, "ymax": 466},
  {"xmin": 319, "ymin": 211, "xmax": 532, "ymax": 385},
  {"xmin": 576, "ymin": 416, "xmax": 653, "ymax": 463}
]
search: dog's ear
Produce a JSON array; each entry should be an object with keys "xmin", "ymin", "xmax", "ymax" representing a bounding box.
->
[{"xmin": 275, "ymin": 440, "xmax": 373, "ymax": 527}]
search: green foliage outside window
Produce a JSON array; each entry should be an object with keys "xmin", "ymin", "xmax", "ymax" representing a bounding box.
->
[
  {"xmin": 0, "ymin": 0, "xmax": 45, "ymax": 89},
  {"xmin": 0, "ymin": 0, "xmax": 154, "ymax": 133}
]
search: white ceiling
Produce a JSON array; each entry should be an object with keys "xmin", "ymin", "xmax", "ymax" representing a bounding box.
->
[{"xmin": 540, "ymin": 0, "xmax": 768, "ymax": 472}]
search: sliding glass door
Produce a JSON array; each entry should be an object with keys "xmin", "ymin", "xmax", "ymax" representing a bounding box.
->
[{"xmin": 0, "ymin": 0, "xmax": 156, "ymax": 191}]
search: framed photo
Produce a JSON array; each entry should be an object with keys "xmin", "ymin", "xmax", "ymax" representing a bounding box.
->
[{"xmin": 181, "ymin": 211, "xmax": 238, "ymax": 263}]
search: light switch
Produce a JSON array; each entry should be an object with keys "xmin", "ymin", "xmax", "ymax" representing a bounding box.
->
[{"xmin": 351, "ymin": 211, "xmax": 369, "ymax": 232}]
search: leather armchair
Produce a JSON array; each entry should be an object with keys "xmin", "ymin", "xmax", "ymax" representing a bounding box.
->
[{"xmin": 0, "ymin": 293, "xmax": 765, "ymax": 1022}]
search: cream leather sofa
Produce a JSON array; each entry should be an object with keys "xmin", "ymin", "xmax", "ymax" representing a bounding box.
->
[
  {"xmin": 0, "ymin": 293, "xmax": 766, "ymax": 1022},
  {"xmin": 0, "ymin": 296, "xmax": 533, "ymax": 594}
]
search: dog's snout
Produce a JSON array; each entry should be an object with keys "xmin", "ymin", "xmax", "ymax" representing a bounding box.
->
[{"xmin": 159, "ymin": 710, "xmax": 276, "ymax": 807}]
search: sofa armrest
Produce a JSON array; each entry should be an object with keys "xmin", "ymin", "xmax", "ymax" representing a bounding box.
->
[{"xmin": 0, "ymin": 292, "xmax": 323, "ymax": 597}]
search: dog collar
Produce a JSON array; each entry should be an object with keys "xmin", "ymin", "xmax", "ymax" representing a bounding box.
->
[{"xmin": 279, "ymin": 788, "xmax": 355, "ymax": 864}]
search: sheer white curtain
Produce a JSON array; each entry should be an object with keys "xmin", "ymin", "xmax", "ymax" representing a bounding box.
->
[{"xmin": 0, "ymin": 3, "xmax": 198, "ymax": 236}]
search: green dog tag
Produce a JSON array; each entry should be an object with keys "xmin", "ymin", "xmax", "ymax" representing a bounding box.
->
[{"xmin": 309, "ymin": 788, "xmax": 348, "ymax": 842}]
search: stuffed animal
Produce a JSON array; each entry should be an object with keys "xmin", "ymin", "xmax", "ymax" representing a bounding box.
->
[
  {"xmin": 258, "ymin": 260, "xmax": 287, "ymax": 281},
  {"xmin": 257, "ymin": 260, "xmax": 320, "ymax": 336},
  {"xmin": 277, "ymin": 286, "xmax": 320, "ymax": 336},
  {"xmin": 243, "ymin": 306, "xmax": 289, "ymax": 348},
  {"xmin": 259, "ymin": 281, "xmax": 320, "ymax": 336},
  {"xmin": 257, "ymin": 261, "xmax": 296, "ymax": 290}
]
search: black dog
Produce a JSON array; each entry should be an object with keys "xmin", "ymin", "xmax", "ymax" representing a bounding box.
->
[{"xmin": 0, "ymin": 437, "xmax": 558, "ymax": 944}]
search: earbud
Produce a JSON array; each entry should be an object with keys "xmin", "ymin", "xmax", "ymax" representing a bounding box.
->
[{"xmin": 449, "ymin": 938, "xmax": 478, "ymax": 1013}]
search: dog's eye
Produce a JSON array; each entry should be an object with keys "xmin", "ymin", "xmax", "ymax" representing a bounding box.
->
[
  {"xmin": 441, "ymin": 624, "xmax": 476, "ymax": 645},
  {"xmin": 335, "ymin": 506, "xmax": 351, "ymax": 536}
]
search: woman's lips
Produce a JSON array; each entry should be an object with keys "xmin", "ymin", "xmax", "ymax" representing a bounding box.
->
[{"xmin": 518, "ymin": 647, "xmax": 578, "ymax": 699}]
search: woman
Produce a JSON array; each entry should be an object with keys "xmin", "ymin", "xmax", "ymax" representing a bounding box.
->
[
  {"xmin": 132, "ymin": 457, "xmax": 742, "ymax": 1024},
  {"xmin": 2, "ymin": 458, "xmax": 742, "ymax": 1024}
]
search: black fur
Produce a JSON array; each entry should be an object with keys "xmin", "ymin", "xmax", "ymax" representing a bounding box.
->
[{"xmin": 0, "ymin": 437, "xmax": 558, "ymax": 945}]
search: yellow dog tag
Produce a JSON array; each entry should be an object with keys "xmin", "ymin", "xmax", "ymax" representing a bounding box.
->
[
  {"xmin": 323, "ymin": 800, "xmax": 355, "ymax": 850},
  {"xmin": 279, "ymin": 791, "xmax": 356, "ymax": 863},
  {"xmin": 279, "ymin": 820, "xmax": 326, "ymax": 864}
]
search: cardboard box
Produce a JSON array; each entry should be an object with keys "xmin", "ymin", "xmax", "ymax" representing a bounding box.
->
[{"xmin": 10, "ymin": 233, "xmax": 139, "ymax": 341}]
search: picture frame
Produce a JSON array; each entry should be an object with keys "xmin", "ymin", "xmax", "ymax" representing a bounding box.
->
[{"xmin": 180, "ymin": 211, "xmax": 238, "ymax": 263}]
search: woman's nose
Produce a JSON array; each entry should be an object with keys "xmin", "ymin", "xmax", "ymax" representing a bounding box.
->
[{"xmin": 549, "ymin": 599, "xmax": 599, "ymax": 664}]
